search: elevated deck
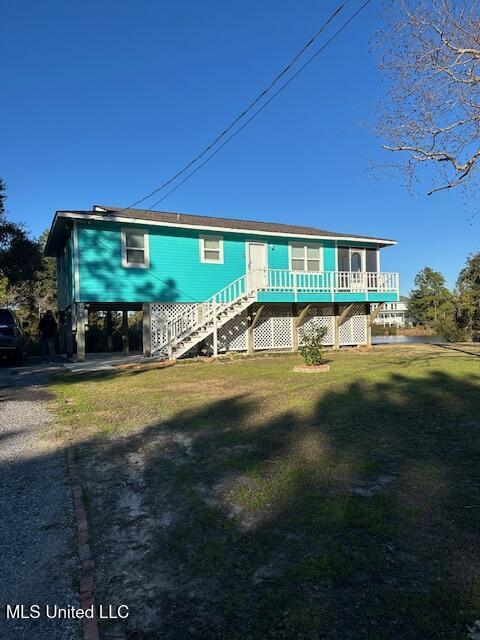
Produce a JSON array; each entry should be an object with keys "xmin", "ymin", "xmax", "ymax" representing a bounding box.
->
[{"xmin": 255, "ymin": 269, "xmax": 399, "ymax": 303}]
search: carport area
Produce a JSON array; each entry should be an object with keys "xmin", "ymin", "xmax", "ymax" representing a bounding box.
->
[{"xmin": 59, "ymin": 302, "xmax": 151, "ymax": 362}]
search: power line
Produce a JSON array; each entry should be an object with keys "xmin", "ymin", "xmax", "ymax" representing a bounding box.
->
[
  {"xmin": 122, "ymin": 0, "xmax": 352, "ymax": 211},
  {"xmin": 146, "ymin": 0, "xmax": 372, "ymax": 209}
]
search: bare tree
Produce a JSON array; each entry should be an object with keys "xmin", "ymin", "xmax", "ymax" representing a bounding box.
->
[{"xmin": 377, "ymin": 0, "xmax": 480, "ymax": 195}]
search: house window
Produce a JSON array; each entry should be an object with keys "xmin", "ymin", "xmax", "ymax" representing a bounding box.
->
[
  {"xmin": 122, "ymin": 229, "xmax": 149, "ymax": 268},
  {"xmin": 290, "ymin": 243, "xmax": 322, "ymax": 271},
  {"xmin": 200, "ymin": 235, "xmax": 223, "ymax": 263}
]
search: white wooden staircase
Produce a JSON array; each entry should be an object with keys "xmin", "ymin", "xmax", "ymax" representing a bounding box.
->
[{"xmin": 152, "ymin": 273, "xmax": 257, "ymax": 359}]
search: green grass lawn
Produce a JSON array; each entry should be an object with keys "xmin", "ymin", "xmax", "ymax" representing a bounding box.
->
[{"xmin": 49, "ymin": 344, "xmax": 480, "ymax": 639}]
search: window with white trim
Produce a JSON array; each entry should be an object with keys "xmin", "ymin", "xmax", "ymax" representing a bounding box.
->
[
  {"xmin": 200, "ymin": 235, "xmax": 223, "ymax": 263},
  {"xmin": 122, "ymin": 229, "xmax": 149, "ymax": 268},
  {"xmin": 290, "ymin": 243, "xmax": 322, "ymax": 271}
]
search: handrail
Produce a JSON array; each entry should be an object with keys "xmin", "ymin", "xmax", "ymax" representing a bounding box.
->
[{"xmin": 155, "ymin": 273, "xmax": 253, "ymax": 354}]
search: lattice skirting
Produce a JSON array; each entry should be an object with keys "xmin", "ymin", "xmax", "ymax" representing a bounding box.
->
[
  {"xmin": 149, "ymin": 302, "xmax": 368, "ymax": 357},
  {"xmin": 298, "ymin": 304, "xmax": 335, "ymax": 346},
  {"xmin": 337, "ymin": 303, "xmax": 368, "ymax": 345},
  {"xmin": 150, "ymin": 302, "xmax": 196, "ymax": 356},
  {"xmin": 252, "ymin": 303, "xmax": 292, "ymax": 350}
]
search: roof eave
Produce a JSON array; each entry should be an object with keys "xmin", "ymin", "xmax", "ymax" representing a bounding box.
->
[{"xmin": 52, "ymin": 210, "xmax": 397, "ymax": 246}]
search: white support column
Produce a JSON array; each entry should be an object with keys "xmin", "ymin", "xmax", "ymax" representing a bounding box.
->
[
  {"xmin": 167, "ymin": 324, "xmax": 173, "ymax": 360},
  {"xmin": 213, "ymin": 302, "xmax": 218, "ymax": 357}
]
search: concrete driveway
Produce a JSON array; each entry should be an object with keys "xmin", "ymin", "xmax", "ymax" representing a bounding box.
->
[{"xmin": 0, "ymin": 362, "xmax": 79, "ymax": 639}]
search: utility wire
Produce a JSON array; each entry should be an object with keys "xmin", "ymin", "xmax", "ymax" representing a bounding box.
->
[
  {"xmin": 121, "ymin": 0, "xmax": 352, "ymax": 211},
  {"xmin": 145, "ymin": 0, "xmax": 372, "ymax": 209}
]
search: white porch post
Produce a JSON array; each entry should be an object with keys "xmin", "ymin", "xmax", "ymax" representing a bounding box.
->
[
  {"xmin": 167, "ymin": 324, "xmax": 173, "ymax": 360},
  {"xmin": 213, "ymin": 301, "xmax": 218, "ymax": 357},
  {"xmin": 366, "ymin": 303, "xmax": 372, "ymax": 348}
]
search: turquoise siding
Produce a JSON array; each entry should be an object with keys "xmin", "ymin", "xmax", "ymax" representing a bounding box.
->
[
  {"xmin": 74, "ymin": 221, "xmax": 391, "ymax": 303},
  {"xmin": 56, "ymin": 233, "xmax": 74, "ymax": 310}
]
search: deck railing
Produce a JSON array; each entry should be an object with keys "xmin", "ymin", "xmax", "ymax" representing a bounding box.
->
[{"xmin": 264, "ymin": 269, "xmax": 399, "ymax": 296}]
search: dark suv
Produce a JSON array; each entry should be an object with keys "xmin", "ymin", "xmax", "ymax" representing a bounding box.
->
[{"xmin": 0, "ymin": 309, "xmax": 27, "ymax": 363}]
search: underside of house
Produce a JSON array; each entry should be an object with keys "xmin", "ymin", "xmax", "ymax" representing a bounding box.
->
[{"xmin": 59, "ymin": 295, "xmax": 393, "ymax": 362}]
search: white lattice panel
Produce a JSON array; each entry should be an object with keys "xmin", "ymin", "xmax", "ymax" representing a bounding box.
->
[
  {"xmin": 254, "ymin": 304, "xmax": 293, "ymax": 350},
  {"xmin": 338, "ymin": 304, "xmax": 367, "ymax": 345},
  {"xmin": 150, "ymin": 303, "xmax": 197, "ymax": 355},
  {"xmin": 298, "ymin": 304, "xmax": 335, "ymax": 345},
  {"xmin": 218, "ymin": 310, "xmax": 248, "ymax": 352}
]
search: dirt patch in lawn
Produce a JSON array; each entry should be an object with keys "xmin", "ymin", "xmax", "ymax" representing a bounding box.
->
[{"xmin": 49, "ymin": 345, "xmax": 480, "ymax": 639}]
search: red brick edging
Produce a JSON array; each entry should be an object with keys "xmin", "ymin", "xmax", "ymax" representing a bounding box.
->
[{"xmin": 67, "ymin": 449, "xmax": 100, "ymax": 640}]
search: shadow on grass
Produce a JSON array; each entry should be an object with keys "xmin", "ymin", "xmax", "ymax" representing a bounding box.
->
[{"xmin": 4, "ymin": 355, "xmax": 480, "ymax": 639}]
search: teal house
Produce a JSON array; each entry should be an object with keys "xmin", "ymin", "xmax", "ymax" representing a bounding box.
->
[{"xmin": 45, "ymin": 205, "xmax": 399, "ymax": 361}]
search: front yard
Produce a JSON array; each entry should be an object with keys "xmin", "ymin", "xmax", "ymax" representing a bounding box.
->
[{"xmin": 49, "ymin": 344, "xmax": 480, "ymax": 639}]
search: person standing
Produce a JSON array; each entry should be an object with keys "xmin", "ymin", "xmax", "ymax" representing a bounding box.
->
[{"xmin": 38, "ymin": 310, "xmax": 58, "ymax": 363}]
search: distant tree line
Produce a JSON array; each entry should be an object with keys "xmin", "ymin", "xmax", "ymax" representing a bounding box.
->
[
  {"xmin": 409, "ymin": 256, "xmax": 480, "ymax": 341},
  {"xmin": 0, "ymin": 178, "xmax": 57, "ymax": 349}
]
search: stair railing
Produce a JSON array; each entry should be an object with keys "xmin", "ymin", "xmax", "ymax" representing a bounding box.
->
[{"xmin": 154, "ymin": 272, "xmax": 256, "ymax": 356}]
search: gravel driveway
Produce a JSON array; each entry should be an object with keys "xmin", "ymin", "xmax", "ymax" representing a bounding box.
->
[{"xmin": 0, "ymin": 363, "xmax": 79, "ymax": 640}]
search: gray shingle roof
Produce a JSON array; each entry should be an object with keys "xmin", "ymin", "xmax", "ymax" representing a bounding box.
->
[{"xmin": 89, "ymin": 205, "xmax": 395, "ymax": 243}]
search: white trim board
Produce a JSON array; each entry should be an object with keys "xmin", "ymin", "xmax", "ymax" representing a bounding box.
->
[{"xmin": 50, "ymin": 212, "xmax": 397, "ymax": 247}]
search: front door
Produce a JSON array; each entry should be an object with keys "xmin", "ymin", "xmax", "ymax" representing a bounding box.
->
[
  {"xmin": 350, "ymin": 249, "xmax": 365, "ymax": 289},
  {"xmin": 247, "ymin": 242, "xmax": 268, "ymax": 290}
]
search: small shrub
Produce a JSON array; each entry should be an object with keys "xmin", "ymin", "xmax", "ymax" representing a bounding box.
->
[{"xmin": 299, "ymin": 325, "xmax": 327, "ymax": 366}]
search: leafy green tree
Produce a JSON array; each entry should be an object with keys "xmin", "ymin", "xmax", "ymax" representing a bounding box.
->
[
  {"xmin": 0, "ymin": 180, "xmax": 58, "ymax": 353},
  {"xmin": 408, "ymin": 267, "xmax": 453, "ymax": 326},
  {"xmin": 0, "ymin": 274, "xmax": 8, "ymax": 304},
  {"xmin": 0, "ymin": 178, "xmax": 43, "ymax": 284},
  {"xmin": 456, "ymin": 252, "xmax": 480, "ymax": 340},
  {"xmin": 33, "ymin": 229, "xmax": 57, "ymax": 313}
]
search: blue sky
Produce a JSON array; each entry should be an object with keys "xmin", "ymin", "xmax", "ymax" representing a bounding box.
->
[{"xmin": 1, "ymin": 0, "xmax": 477, "ymax": 294}]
